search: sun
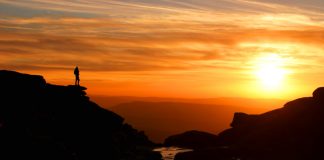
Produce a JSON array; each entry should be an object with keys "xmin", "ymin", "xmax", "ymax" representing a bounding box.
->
[{"xmin": 254, "ymin": 54, "xmax": 288, "ymax": 91}]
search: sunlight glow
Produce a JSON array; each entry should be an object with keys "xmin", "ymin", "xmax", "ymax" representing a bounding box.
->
[{"xmin": 254, "ymin": 54, "xmax": 288, "ymax": 91}]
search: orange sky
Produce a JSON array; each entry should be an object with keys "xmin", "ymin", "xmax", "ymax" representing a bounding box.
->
[{"xmin": 1, "ymin": 0, "xmax": 324, "ymax": 99}]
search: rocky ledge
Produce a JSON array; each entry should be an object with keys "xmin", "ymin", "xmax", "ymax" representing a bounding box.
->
[
  {"xmin": 175, "ymin": 87, "xmax": 324, "ymax": 160},
  {"xmin": 0, "ymin": 70, "xmax": 160, "ymax": 160}
]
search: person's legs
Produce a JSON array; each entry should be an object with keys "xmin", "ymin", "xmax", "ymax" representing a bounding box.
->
[{"xmin": 76, "ymin": 75, "xmax": 80, "ymax": 86}]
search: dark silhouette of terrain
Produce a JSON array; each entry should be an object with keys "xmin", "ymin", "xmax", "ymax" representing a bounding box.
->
[
  {"xmin": 164, "ymin": 130, "xmax": 218, "ymax": 149},
  {"xmin": 0, "ymin": 70, "xmax": 160, "ymax": 160},
  {"xmin": 174, "ymin": 87, "xmax": 324, "ymax": 160}
]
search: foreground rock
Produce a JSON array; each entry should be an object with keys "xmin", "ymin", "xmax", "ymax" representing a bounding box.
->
[
  {"xmin": 176, "ymin": 87, "xmax": 324, "ymax": 160},
  {"xmin": 164, "ymin": 130, "xmax": 218, "ymax": 149},
  {"xmin": 0, "ymin": 70, "xmax": 160, "ymax": 160}
]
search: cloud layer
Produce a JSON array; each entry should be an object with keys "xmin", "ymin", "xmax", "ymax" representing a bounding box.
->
[{"xmin": 1, "ymin": 0, "xmax": 324, "ymax": 98}]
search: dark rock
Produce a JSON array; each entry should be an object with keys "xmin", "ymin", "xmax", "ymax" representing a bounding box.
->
[
  {"xmin": 313, "ymin": 87, "xmax": 324, "ymax": 103},
  {"xmin": 0, "ymin": 70, "xmax": 160, "ymax": 160},
  {"xmin": 216, "ymin": 91, "xmax": 324, "ymax": 159},
  {"xmin": 177, "ymin": 87, "xmax": 324, "ymax": 160},
  {"xmin": 175, "ymin": 148, "xmax": 239, "ymax": 160},
  {"xmin": 230, "ymin": 112, "xmax": 258, "ymax": 128},
  {"xmin": 164, "ymin": 130, "xmax": 218, "ymax": 149}
]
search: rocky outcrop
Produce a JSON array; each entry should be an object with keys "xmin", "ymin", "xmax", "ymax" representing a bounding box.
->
[
  {"xmin": 176, "ymin": 87, "xmax": 324, "ymax": 160},
  {"xmin": 0, "ymin": 70, "xmax": 160, "ymax": 160},
  {"xmin": 175, "ymin": 148, "xmax": 238, "ymax": 160},
  {"xmin": 230, "ymin": 112, "xmax": 258, "ymax": 128},
  {"xmin": 164, "ymin": 130, "xmax": 218, "ymax": 149}
]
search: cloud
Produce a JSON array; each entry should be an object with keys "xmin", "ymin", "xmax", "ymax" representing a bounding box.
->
[
  {"xmin": 1, "ymin": 0, "xmax": 324, "ymax": 98},
  {"xmin": 1, "ymin": 27, "xmax": 323, "ymax": 74},
  {"xmin": 0, "ymin": 1, "xmax": 324, "ymax": 74}
]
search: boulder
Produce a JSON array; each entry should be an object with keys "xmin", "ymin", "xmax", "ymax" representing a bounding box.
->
[
  {"xmin": 164, "ymin": 130, "xmax": 218, "ymax": 149},
  {"xmin": 230, "ymin": 112, "xmax": 258, "ymax": 128}
]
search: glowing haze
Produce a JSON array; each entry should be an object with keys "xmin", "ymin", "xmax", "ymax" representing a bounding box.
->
[{"xmin": 1, "ymin": 0, "xmax": 324, "ymax": 99}]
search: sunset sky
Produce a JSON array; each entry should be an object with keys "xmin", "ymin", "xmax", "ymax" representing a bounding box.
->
[{"xmin": 1, "ymin": 0, "xmax": 324, "ymax": 99}]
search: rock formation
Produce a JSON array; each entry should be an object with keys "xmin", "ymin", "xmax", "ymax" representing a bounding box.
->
[
  {"xmin": 176, "ymin": 87, "xmax": 324, "ymax": 160},
  {"xmin": 164, "ymin": 130, "xmax": 218, "ymax": 149},
  {"xmin": 0, "ymin": 70, "xmax": 160, "ymax": 160}
]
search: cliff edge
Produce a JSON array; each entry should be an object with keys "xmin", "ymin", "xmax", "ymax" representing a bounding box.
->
[{"xmin": 0, "ymin": 70, "xmax": 160, "ymax": 160}]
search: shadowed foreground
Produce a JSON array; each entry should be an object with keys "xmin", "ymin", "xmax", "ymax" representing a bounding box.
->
[
  {"xmin": 0, "ymin": 70, "xmax": 160, "ymax": 160},
  {"xmin": 172, "ymin": 87, "xmax": 324, "ymax": 160}
]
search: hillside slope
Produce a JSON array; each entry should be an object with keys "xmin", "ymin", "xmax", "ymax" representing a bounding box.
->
[{"xmin": 0, "ymin": 70, "xmax": 160, "ymax": 160}]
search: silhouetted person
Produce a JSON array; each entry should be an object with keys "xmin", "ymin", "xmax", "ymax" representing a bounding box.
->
[{"xmin": 74, "ymin": 66, "xmax": 80, "ymax": 86}]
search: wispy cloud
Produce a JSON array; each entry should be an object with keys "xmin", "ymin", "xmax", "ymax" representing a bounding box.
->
[{"xmin": 1, "ymin": 0, "xmax": 324, "ymax": 98}]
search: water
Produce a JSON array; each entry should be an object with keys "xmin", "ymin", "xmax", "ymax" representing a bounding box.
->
[{"xmin": 153, "ymin": 147, "xmax": 193, "ymax": 160}]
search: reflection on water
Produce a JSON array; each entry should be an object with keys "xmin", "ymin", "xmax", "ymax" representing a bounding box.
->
[{"xmin": 153, "ymin": 147, "xmax": 193, "ymax": 160}]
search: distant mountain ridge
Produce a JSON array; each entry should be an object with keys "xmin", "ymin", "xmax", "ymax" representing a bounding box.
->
[
  {"xmin": 91, "ymin": 95, "xmax": 286, "ymax": 109},
  {"xmin": 109, "ymin": 101, "xmax": 282, "ymax": 142},
  {"xmin": 91, "ymin": 95, "xmax": 285, "ymax": 143},
  {"xmin": 0, "ymin": 70, "xmax": 160, "ymax": 160}
]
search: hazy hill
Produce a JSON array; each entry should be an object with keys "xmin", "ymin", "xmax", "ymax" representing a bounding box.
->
[
  {"xmin": 91, "ymin": 95, "xmax": 285, "ymax": 109},
  {"xmin": 91, "ymin": 96, "xmax": 285, "ymax": 142},
  {"xmin": 107, "ymin": 101, "xmax": 284, "ymax": 142},
  {"xmin": 0, "ymin": 70, "xmax": 160, "ymax": 160}
]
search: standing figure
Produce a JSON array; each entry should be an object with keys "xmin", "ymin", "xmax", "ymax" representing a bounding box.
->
[{"xmin": 74, "ymin": 66, "xmax": 80, "ymax": 86}]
